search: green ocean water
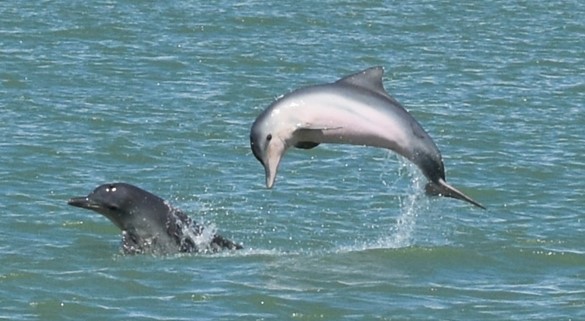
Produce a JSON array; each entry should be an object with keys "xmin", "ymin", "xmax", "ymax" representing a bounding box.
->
[{"xmin": 1, "ymin": 1, "xmax": 584, "ymax": 320}]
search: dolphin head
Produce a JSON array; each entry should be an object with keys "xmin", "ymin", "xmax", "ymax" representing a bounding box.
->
[
  {"xmin": 250, "ymin": 103, "xmax": 294, "ymax": 189},
  {"xmin": 68, "ymin": 183, "xmax": 166, "ymax": 231}
]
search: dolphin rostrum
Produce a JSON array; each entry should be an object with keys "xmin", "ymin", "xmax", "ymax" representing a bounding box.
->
[{"xmin": 250, "ymin": 66, "xmax": 485, "ymax": 209}]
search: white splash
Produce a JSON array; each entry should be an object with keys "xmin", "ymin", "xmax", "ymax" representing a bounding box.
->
[
  {"xmin": 338, "ymin": 153, "xmax": 431, "ymax": 253},
  {"xmin": 387, "ymin": 155, "xmax": 428, "ymax": 248}
]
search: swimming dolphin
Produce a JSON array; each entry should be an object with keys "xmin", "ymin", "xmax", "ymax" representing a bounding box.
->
[
  {"xmin": 68, "ymin": 183, "xmax": 243, "ymax": 254},
  {"xmin": 250, "ymin": 66, "xmax": 485, "ymax": 209}
]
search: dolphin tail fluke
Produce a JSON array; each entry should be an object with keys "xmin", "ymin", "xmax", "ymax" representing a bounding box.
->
[{"xmin": 425, "ymin": 179, "xmax": 486, "ymax": 209}]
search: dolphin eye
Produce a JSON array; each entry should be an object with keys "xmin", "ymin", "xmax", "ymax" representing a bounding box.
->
[{"xmin": 266, "ymin": 134, "xmax": 272, "ymax": 141}]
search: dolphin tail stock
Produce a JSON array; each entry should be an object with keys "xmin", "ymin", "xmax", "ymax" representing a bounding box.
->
[{"xmin": 425, "ymin": 178, "xmax": 486, "ymax": 209}]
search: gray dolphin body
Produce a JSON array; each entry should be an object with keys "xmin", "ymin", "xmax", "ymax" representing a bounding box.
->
[
  {"xmin": 68, "ymin": 183, "xmax": 243, "ymax": 254},
  {"xmin": 250, "ymin": 66, "xmax": 484, "ymax": 209}
]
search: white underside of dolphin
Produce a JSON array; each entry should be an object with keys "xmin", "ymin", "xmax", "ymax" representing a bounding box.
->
[{"xmin": 250, "ymin": 66, "xmax": 485, "ymax": 209}]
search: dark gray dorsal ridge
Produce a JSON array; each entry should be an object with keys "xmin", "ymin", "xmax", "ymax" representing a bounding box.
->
[{"xmin": 335, "ymin": 66, "xmax": 387, "ymax": 96}]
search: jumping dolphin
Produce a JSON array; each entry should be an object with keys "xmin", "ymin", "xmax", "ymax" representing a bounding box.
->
[
  {"xmin": 68, "ymin": 183, "xmax": 243, "ymax": 254},
  {"xmin": 250, "ymin": 66, "xmax": 485, "ymax": 209}
]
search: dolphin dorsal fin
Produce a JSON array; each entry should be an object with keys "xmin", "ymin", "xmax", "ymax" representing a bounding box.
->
[{"xmin": 336, "ymin": 66, "xmax": 387, "ymax": 96}]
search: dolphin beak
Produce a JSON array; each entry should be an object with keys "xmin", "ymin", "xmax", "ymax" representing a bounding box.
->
[
  {"xmin": 265, "ymin": 165, "xmax": 275, "ymax": 188},
  {"xmin": 264, "ymin": 152, "xmax": 281, "ymax": 189},
  {"xmin": 67, "ymin": 197, "xmax": 99, "ymax": 210},
  {"xmin": 263, "ymin": 141, "xmax": 286, "ymax": 189},
  {"xmin": 68, "ymin": 197, "xmax": 89, "ymax": 208}
]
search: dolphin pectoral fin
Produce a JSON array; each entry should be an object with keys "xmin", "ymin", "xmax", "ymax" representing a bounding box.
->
[
  {"xmin": 295, "ymin": 141, "xmax": 320, "ymax": 149},
  {"xmin": 293, "ymin": 127, "xmax": 324, "ymax": 149},
  {"xmin": 294, "ymin": 126, "xmax": 341, "ymax": 149},
  {"xmin": 425, "ymin": 179, "xmax": 486, "ymax": 209}
]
